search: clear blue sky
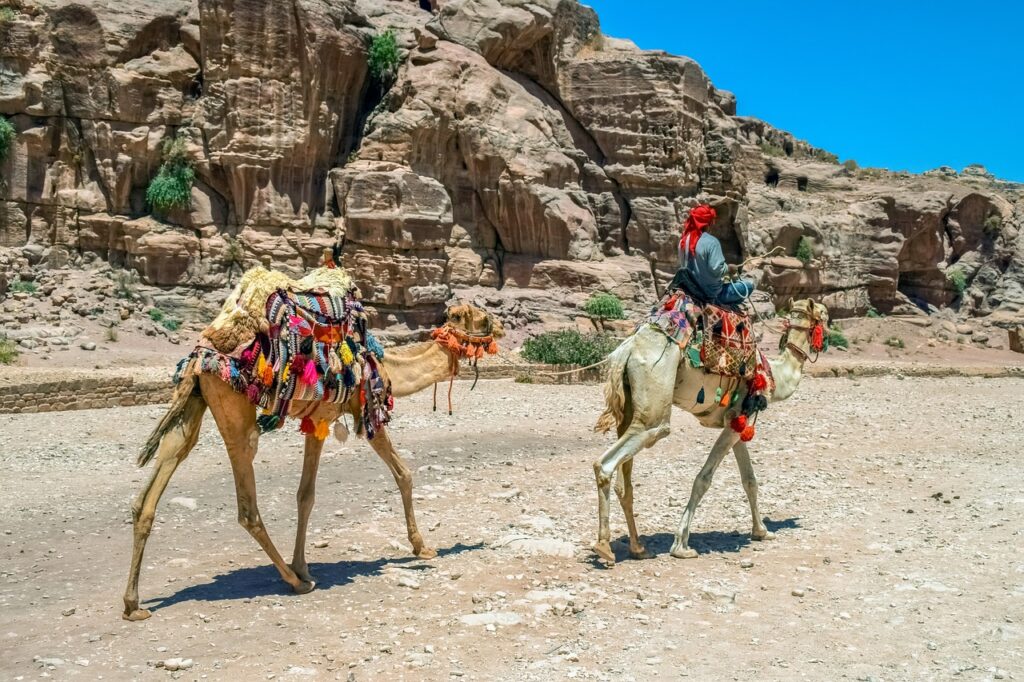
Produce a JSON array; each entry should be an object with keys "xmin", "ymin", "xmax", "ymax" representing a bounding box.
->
[{"xmin": 583, "ymin": 1, "xmax": 1024, "ymax": 182}]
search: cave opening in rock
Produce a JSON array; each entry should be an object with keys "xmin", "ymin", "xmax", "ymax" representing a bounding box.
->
[
  {"xmin": 796, "ymin": 176, "xmax": 808, "ymax": 192},
  {"xmin": 764, "ymin": 168, "xmax": 779, "ymax": 187}
]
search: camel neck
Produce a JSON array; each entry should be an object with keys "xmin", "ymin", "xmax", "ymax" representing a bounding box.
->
[
  {"xmin": 768, "ymin": 334, "xmax": 811, "ymax": 402},
  {"xmin": 381, "ymin": 341, "xmax": 457, "ymax": 398}
]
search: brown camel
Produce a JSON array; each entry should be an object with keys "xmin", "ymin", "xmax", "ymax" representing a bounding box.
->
[{"xmin": 122, "ymin": 298, "xmax": 502, "ymax": 621}]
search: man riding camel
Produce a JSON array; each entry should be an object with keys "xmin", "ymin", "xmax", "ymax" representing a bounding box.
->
[{"xmin": 670, "ymin": 204, "xmax": 760, "ymax": 308}]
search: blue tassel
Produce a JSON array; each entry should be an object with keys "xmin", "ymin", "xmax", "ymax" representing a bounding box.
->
[
  {"xmin": 342, "ymin": 366, "xmax": 356, "ymax": 388},
  {"xmin": 256, "ymin": 415, "xmax": 281, "ymax": 433},
  {"xmin": 365, "ymin": 332, "xmax": 384, "ymax": 359},
  {"xmin": 696, "ymin": 387, "xmax": 705, "ymax": 404}
]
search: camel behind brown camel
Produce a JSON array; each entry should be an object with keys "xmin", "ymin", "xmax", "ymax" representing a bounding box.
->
[{"xmin": 122, "ymin": 298, "xmax": 502, "ymax": 621}]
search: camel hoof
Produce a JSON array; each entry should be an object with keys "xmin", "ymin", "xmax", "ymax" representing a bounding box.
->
[
  {"xmin": 292, "ymin": 579, "xmax": 316, "ymax": 595},
  {"xmin": 669, "ymin": 546, "xmax": 699, "ymax": 559},
  {"xmin": 289, "ymin": 564, "xmax": 314, "ymax": 583},
  {"xmin": 415, "ymin": 546, "xmax": 438, "ymax": 560},
  {"xmin": 592, "ymin": 541, "xmax": 616, "ymax": 565},
  {"xmin": 629, "ymin": 545, "xmax": 653, "ymax": 560},
  {"xmin": 123, "ymin": 608, "xmax": 152, "ymax": 622},
  {"xmin": 752, "ymin": 530, "xmax": 776, "ymax": 542}
]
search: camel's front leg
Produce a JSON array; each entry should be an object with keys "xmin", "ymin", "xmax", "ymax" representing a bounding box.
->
[
  {"xmin": 670, "ymin": 428, "xmax": 739, "ymax": 559},
  {"xmin": 366, "ymin": 427, "xmax": 436, "ymax": 559},
  {"xmin": 290, "ymin": 433, "xmax": 326, "ymax": 584},
  {"xmin": 593, "ymin": 424, "xmax": 669, "ymax": 564},
  {"xmin": 733, "ymin": 441, "xmax": 774, "ymax": 541}
]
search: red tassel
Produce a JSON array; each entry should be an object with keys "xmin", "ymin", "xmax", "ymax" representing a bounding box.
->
[
  {"xmin": 751, "ymin": 373, "xmax": 767, "ymax": 392},
  {"xmin": 291, "ymin": 356, "xmax": 306, "ymax": 374},
  {"xmin": 811, "ymin": 323, "xmax": 825, "ymax": 352},
  {"xmin": 730, "ymin": 415, "xmax": 747, "ymax": 433},
  {"xmin": 300, "ymin": 416, "xmax": 315, "ymax": 434},
  {"xmin": 241, "ymin": 346, "xmax": 256, "ymax": 365},
  {"xmin": 302, "ymin": 359, "xmax": 318, "ymax": 386},
  {"xmin": 246, "ymin": 384, "xmax": 260, "ymax": 403},
  {"xmin": 486, "ymin": 340, "xmax": 498, "ymax": 354},
  {"xmin": 740, "ymin": 425, "xmax": 756, "ymax": 442}
]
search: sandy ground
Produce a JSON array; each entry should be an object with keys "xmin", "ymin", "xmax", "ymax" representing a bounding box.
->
[{"xmin": 1, "ymin": 375, "xmax": 1022, "ymax": 681}]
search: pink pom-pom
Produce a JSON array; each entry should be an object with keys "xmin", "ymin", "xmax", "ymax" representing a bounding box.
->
[
  {"xmin": 246, "ymin": 383, "xmax": 260, "ymax": 403},
  {"xmin": 302, "ymin": 359, "xmax": 318, "ymax": 386}
]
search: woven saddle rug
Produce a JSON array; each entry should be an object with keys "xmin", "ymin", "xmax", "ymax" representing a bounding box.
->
[
  {"xmin": 645, "ymin": 290, "xmax": 766, "ymax": 381},
  {"xmin": 177, "ymin": 266, "xmax": 392, "ymax": 440}
]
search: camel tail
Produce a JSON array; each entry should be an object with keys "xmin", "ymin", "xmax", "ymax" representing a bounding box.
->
[
  {"xmin": 594, "ymin": 337, "xmax": 634, "ymax": 434},
  {"xmin": 137, "ymin": 366, "xmax": 202, "ymax": 468}
]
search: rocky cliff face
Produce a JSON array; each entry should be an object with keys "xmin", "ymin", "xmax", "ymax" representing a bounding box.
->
[{"xmin": 2, "ymin": 0, "xmax": 1022, "ymax": 334}]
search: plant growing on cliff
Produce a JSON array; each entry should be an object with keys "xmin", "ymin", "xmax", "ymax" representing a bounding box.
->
[
  {"xmin": 795, "ymin": 236, "xmax": 813, "ymax": 264},
  {"xmin": 760, "ymin": 142, "xmax": 786, "ymax": 158},
  {"xmin": 583, "ymin": 292, "xmax": 625, "ymax": 321},
  {"xmin": 983, "ymin": 213, "xmax": 1003, "ymax": 236},
  {"xmin": 10, "ymin": 279, "xmax": 37, "ymax": 295},
  {"xmin": 946, "ymin": 268, "xmax": 967, "ymax": 295},
  {"xmin": 522, "ymin": 329, "xmax": 618, "ymax": 367},
  {"xmin": 146, "ymin": 133, "xmax": 194, "ymax": 214},
  {"xmin": 842, "ymin": 159, "xmax": 859, "ymax": 172},
  {"xmin": 0, "ymin": 7, "xmax": 16, "ymax": 23},
  {"xmin": 368, "ymin": 29, "xmax": 400, "ymax": 83},
  {"xmin": 0, "ymin": 335, "xmax": 18, "ymax": 365},
  {"xmin": 0, "ymin": 115, "xmax": 15, "ymax": 162}
]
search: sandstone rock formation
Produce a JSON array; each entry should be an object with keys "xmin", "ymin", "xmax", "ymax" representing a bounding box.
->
[{"xmin": 2, "ymin": 0, "xmax": 1022, "ymax": 333}]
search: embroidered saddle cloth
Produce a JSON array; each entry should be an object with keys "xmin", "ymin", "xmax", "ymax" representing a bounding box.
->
[
  {"xmin": 178, "ymin": 266, "xmax": 393, "ymax": 439},
  {"xmin": 645, "ymin": 291, "xmax": 759, "ymax": 379}
]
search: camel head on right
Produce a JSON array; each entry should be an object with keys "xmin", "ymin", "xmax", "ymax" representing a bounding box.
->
[
  {"xmin": 443, "ymin": 303, "xmax": 505, "ymax": 341},
  {"xmin": 783, "ymin": 298, "xmax": 831, "ymax": 354}
]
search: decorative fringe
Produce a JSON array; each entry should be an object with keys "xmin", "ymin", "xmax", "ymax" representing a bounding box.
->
[{"xmin": 300, "ymin": 416, "xmax": 315, "ymax": 434}]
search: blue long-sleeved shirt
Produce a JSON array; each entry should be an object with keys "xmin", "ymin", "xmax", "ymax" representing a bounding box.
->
[{"xmin": 677, "ymin": 233, "xmax": 755, "ymax": 305}]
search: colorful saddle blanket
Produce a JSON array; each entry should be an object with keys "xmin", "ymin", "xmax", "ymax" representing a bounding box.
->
[
  {"xmin": 177, "ymin": 269, "xmax": 393, "ymax": 440},
  {"xmin": 645, "ymin": 291, "xmax": 761, "ymax": 380}
]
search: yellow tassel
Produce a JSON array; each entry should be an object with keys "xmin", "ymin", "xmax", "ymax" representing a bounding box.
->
[
  {"xmin": 314, "ymin": 420, "xmax": 329, "ymax": 441},
  {"xmin": 256, "ymin": 353, "xmax": 267, "ymax": 376},
  {"xmin": 281, "ymin": 364, "xmax": 291, "ymax": 383},
  {"xmin": 340, "ymin": 344, "xmax": 354, "ymax": 365}
]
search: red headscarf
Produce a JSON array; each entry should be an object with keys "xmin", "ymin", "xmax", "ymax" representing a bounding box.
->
[{"xmin": 680, "ymin": 204, "xmax": 717, "ymax": 257}]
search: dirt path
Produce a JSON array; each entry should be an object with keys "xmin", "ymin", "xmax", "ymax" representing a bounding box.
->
[{"xmin": 1, "ymin": 376, "xmax": 1021, "ymax": 681}]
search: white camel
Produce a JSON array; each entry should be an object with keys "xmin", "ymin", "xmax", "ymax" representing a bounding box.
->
[{"xmin": 591, "ymin": 298, "xmax": 829, "ymax": 563}]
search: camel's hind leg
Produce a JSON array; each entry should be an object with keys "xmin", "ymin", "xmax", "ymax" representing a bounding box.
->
[
  {"xmin": 670, "ymin": 427, "xmax": 740, "ymax": 559},
  {"xmin": 289, "ymin": 433, "xmax": 326, "ymax": 584},
  {"xmin": 366, "ymin": 426, "xmax": 436, "ymax": 559},
  {"xmin": 202, "ymin": 377, "xmax": 313, "ymax": 594},
  {"xmin": 122, "ymin": 395, "xmax": 206, "ymax": 620},
  {"xmin": 733, "ymin": 441, "xmax": 774, "ymax": 541},
  {"xmin": 614, "ymin": 460, "xmax": 650, "ymax": 559}
]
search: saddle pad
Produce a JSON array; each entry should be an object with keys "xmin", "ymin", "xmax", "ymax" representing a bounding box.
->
[
  {"xmin": 701, "ymin": 305, "xmax": 757, "ymax": 378},
  {"xmin": 645, "ymin": 291, "xmax": 701, "ymax": 347}
]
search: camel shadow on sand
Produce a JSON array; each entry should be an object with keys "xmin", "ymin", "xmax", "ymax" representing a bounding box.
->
[
  {"xmin": 144, "ymin": 542, "xmax": 482, "ymax": 612},
  {"xmin": 597, "ymin": 517, "xmax": 801, "ymax": 566}
]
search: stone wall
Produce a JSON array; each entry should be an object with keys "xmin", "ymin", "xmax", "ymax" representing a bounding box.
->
[{"xmin": 0, "ymin": 370, "xmax": 172, "ymax": 413}]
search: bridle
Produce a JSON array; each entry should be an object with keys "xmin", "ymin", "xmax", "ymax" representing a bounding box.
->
[
  {"xmin": 778, "ymin": 304, "xmax": 827, "ymax": 364},
  {"xmin": 430, "ymin": 308, "xmax": 501, "ymax": 414}
]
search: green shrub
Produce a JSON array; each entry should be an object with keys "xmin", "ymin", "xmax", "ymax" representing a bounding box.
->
[
  {"xmin": 811, "ymin": 148, "xmax": 839, "ymax": 164},
  {"xmin": 0, "ymin": 335, "xmax": 18, "ymax": 365},
  {"xmin": 760, "ymin": 142, "xmax": 786, "ymax": 158},
  {"xmin": 10, "ymin": 279, "xmax": 37, "ymax": 294},
  {"xmin": 842, "ymin": 159, "xmax": 858, "ymax": 171},
  {"xmin": 795, "ymin": 236, "xmax": 813, "ymax": 264},
  {"xmin": 161, "ymin": 318, "xmax": 180, "ymax": 332},
  {"xmin": 0, "ymin": 7, "xmax": 16, "ymax": 23},
  {"xmin": 368, "ymin": 29, "xmax": 400, "ymax": 83},
  {"xmin": 983, "ymin": 214, "xmax": 1002, "ymax": 236},
  {"xmin": 946, "ymin": 268, "xmax": 967, "ymax": 294},
  {"xmin": 583, "ymin": 292, "xmax": 625, "ymax": 320},
  {"xmin": 521, "ymin": 329, "xmax": 619, "ymax": 367},
  {"xmin": 148, "ymin": 308, "xmax": 165, "ymax": 322},
  {"xmin": 0, "ymin": 114, "xmax": 15, "ymax": 162},
  {"xmin": 146, "ymin": 133, "xmax": 194, "ymax": 213},
  {"xmin": 514, "ymin": 374, "xmax": 534, "ymax": 384},
  {"xmin": 827, "ymin": 327, "xmax": 849, "ymax": 349},
  {"xmin": 866, "ymin": 307, "xmax": 881, "ymax": 318},
  {"xmin": 885, "ymin": 336, "xmax": 905, "ymax": 349}
]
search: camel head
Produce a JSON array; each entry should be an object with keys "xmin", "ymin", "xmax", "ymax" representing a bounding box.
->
[
  {"xmin": 783, "ymin": 297, "xmax": 831, "ymax": 355},
  {"xmin": 443, "ymin": 303, "xmax": 505, "ymax": 341}
]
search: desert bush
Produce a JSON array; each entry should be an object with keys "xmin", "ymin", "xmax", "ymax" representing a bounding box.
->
[
  {"xmin": 885, "ymin": 336, "xmax": 905, "ymax": 349},
  {"xmin": 368, "ymin": 29, "xmax": 400, "ymax": 83},
  {"xmin": 811, "ymin": 148, "xmax": 839, "ymax": 164},
  {"xmin": 946, "ymin": 268, "xmax": 967, "ymax": 294},
  {"xmin": 161, "ymin": 318, "xmax": 181, "ymax": 332},
  {"xmin": 114, "ymin": 270, "xmax": 138, "ymax": 300},
  {"xmin": 0, "ymin": 335, "xmax": 18, "ymax": 364},
  {"xmin": 0, "ymin": 115, "xmax": 14, "ymax": 162},
  {"xmin": 842, "ymin": 159, "xmax": 859, "ymax": 171},
  {"xmin": 983, "ymin": 214, "xmax": 1002, "ymax": 236},
  {"xmin": 148, "ymin": 308, "xmax": 165, "ymax": 322},
  {"xmin": 10, "ymin": 279, "xmax": 37, "ymax": 294},
  {"xmin": 795, "ymin": 236, "xmax": 813, "ymax": 264},
  {"xmin": 866, "ymin": 307, "xmax": 881, "ymax": 318},
  {"xmin": 105, "ymin": 326, "xmax": 119, "ymax": 342},
  {"xmin": 146, "ymin": 133, "xmax": 194, "ymax": 213},
  {"xmin": 514, "ymin": 374, "xmax": 534, "ymax": 384},
  {"xmin": 522, "ymin": 329, "xmax": 619, "ymax": 367},
  {"xmin": 760, "ymin": 142, "xmax": 786, "ymax": 158},
  {"xmin": 0, "ymin": 7, "xmax": 16, "ymax": 23},
  {"xmin": 827, "ymin": 327, "xmax": 849, "ymax": 349},
  {"xmin": 583, "ymin": 292, "xmax": 625, "ymax": 320}
]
